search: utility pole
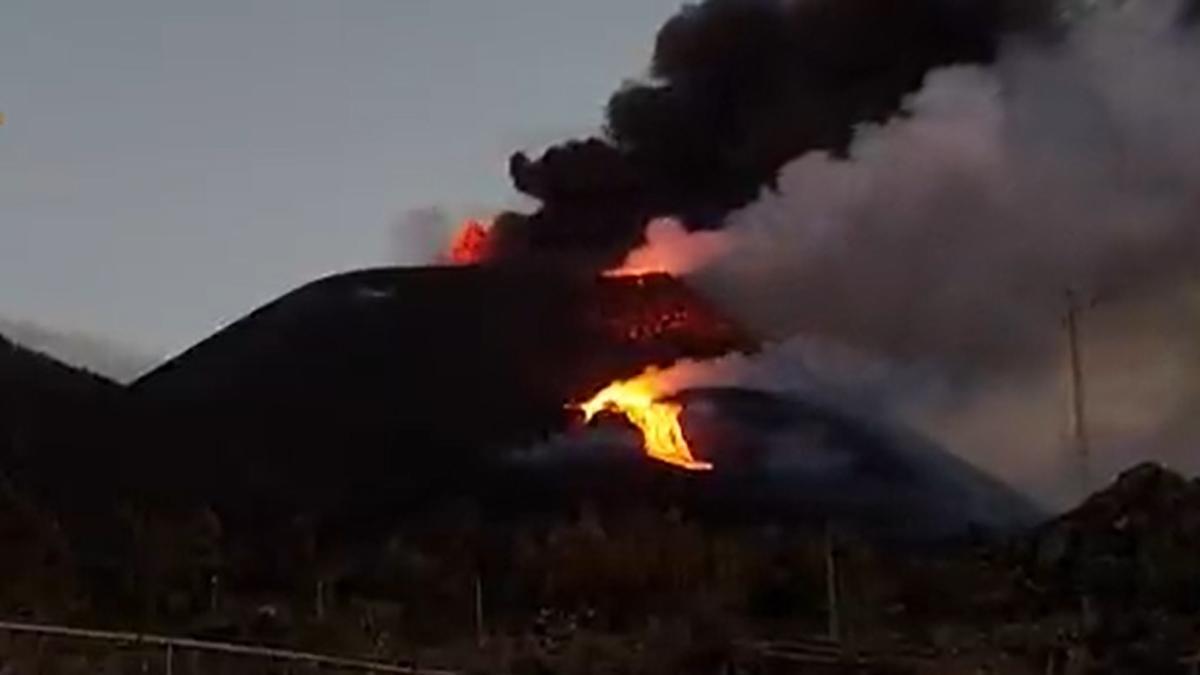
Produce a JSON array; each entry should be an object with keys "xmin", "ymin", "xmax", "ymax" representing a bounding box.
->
[
  {"xmin": 209, "ymin": 574, "xmax": 220, "ymax": 613},
  {"xmin": 824, "ymin": 523, "xmax": 840, "ymax": 645},
  {"xmin": 1064, "ymin": 290, "xmax": 1091, "ymax": 499},
  {"xmin": 474, "ymin": 572, "xmax": 486, "ymax": 648}
]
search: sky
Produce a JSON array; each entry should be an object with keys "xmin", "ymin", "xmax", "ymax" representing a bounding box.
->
[{"xmin": 1, "ymin": 0, "xmax": 682, "ymax": 357}]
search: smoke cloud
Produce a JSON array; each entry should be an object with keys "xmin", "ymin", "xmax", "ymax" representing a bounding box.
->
[
  {"xmin": 490, "ymin": 0, "xmax": 1046, "ymax": 263},
  {"xmin": 618, "ymin": 0, "xmax": 1200, "ymax": 507},
  {"xmin": 612, "ymin": 217, "xmax": 732, "ymax": 276},
  {"xmin": 392, "ymin": 207, "xmax": 456, "ymax": 266},
  {"xmin": 605, "ymin": 0, "xmax": 1029, "ymax": 202}
]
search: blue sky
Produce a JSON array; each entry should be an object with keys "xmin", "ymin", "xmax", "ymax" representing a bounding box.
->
[{"xmin": 1, "ymin": 0, "xmax": 682, "ymax": 356}]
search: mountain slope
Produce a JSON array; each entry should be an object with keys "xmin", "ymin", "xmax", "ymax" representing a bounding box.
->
[
  {"xmin": 130, "ymin": 265, "xmax": 752, "ymax": 515},
  {"xmin": 0, "ymin": 333, "xmax": 128, "ymax": 502},
  {"xmin": 498, "ymin": 386, "xmax": 1042, "ymax": 540},
  {"xmin": 0, "ymin": 317, "xmax": 156, "ymax": 383}
]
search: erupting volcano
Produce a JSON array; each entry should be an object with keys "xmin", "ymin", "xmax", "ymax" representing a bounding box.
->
[{"xmin": 577, "ymin": 368, "xmax": 712, "ymax": 472}]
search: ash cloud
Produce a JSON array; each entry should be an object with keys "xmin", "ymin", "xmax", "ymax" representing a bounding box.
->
[
  {"xmin": 623, "ymin": 0, "xmax": 1200, "ymax": 507},
  {"xmin": 690, "ymin": 0, "xmax": 1200, "ymax": 367},
  {"xmin": 490, "ymin": 0, "xmax": 1048, "ymax": 263},
  {"xmin": 604, "ymin": 0, "xmax": 1029, "ymax": 203}
]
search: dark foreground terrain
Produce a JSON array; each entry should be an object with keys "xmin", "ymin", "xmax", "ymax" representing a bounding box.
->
[
  {"xmin": 2, "ymin": 266, "xmax": 1198, "ymax": 673},
  {"xmin": 1, "ymin": 459, "xmax": 1198, "ymax": 674}
]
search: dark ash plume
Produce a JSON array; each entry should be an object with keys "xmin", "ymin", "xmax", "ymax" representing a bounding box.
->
[{"xmin": 490, "ymin": 0, "xmax": 1051, "ymax": 263}]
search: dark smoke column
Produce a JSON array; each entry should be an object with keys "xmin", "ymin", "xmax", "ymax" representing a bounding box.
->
[{"xmin": 487, "ymin": 0, "xmax": 1049, "ymax": 269}]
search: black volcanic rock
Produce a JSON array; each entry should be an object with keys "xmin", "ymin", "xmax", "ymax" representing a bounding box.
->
[{"xmin": 130, "ymin": 265, "xmax": 751, "ymax": 516}]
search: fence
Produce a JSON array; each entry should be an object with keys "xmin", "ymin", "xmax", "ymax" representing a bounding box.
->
[
  {"xmin": 736, "ymin": 637, "xmax": 938, "ymax": 671},
  {"xmin": 0, "ymin": 620, "xmax": 459, "ymax": 674}
]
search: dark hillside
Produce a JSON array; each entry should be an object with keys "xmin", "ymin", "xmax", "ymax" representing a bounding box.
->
[
  {"xmin": 0, "ymin": 334, "xmax": 128, "ymax": 504},
  {"xmin": 130, "ymin": 265, "xmax": 751, "ymax": 516}
]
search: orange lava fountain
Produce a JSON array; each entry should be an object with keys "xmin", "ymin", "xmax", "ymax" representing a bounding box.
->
[
  {"xmin": 577, "ymin": 370, "xmax": 713, "ymax": 472},
  {"xmin": 447, "ymin": 218, "xmax": 492, "ymax": 265}
]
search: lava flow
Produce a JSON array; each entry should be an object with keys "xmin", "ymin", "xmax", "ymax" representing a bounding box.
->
[{"xmin": 577, "ymin": 370, "xmax": 713, "ymax": 472}]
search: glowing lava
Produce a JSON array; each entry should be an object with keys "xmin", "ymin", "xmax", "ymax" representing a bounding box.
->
[
  {"xmin": 577, "ymin": 370, "xmax": 713, "ymax": 472},
  {"xmin": 604, "ymin": 216, "xmax": 729, "ymax": 278},
  {"xmin": 447, "ymin": 218, "xmax": 492, "ymax": 265},
  {"xmin": 602, "ymin": 264, "xmax": 669, "ymax": 278}
]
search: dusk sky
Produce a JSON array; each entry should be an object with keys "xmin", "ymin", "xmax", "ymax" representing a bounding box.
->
[{"xmin": 1, "ymin": 0, "xmax": 682, "ymax": 357}]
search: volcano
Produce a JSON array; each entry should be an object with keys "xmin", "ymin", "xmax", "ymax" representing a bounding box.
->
[
  {"xmin": 3, "ymin": 263, "xmax": 1038, "ymax": 542},
  {"xmin": 128, "ymin": 265, "xmax": 750, "ymax": 515}
]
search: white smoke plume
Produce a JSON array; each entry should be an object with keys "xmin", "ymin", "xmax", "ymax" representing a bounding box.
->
[
  {"xmin": 391, "ymin": 207, "xmax": 458, "ymax": 266},
  {"xmin": 625, "ymin": 0, "xmax": 1200, "ymax": 508},
  {"xmin": 613, "ymin": 217, "xmax": 731, "ymax": 276}
]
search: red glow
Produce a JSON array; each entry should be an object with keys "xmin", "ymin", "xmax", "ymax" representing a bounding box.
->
[
  {"xmin": 603, "ymin": 264, "xmax": 669, "ymax": 278},
  {"xmin": 605, "ymin": 216, "xmax": 729, "ymax": 278},
  {"xmin": 447, "ymin": 218, "xmax": 493, "ymax": 265}
]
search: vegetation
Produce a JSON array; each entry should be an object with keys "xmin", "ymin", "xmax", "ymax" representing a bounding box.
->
[{"xmin": 2, "ymin": 464, "xmax": 1200, "ymax": 673}]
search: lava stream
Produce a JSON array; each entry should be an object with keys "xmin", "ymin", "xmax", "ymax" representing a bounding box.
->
[{"xmin": 577, "ymin": 371, "xmax": 713, "ymax": 472}]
